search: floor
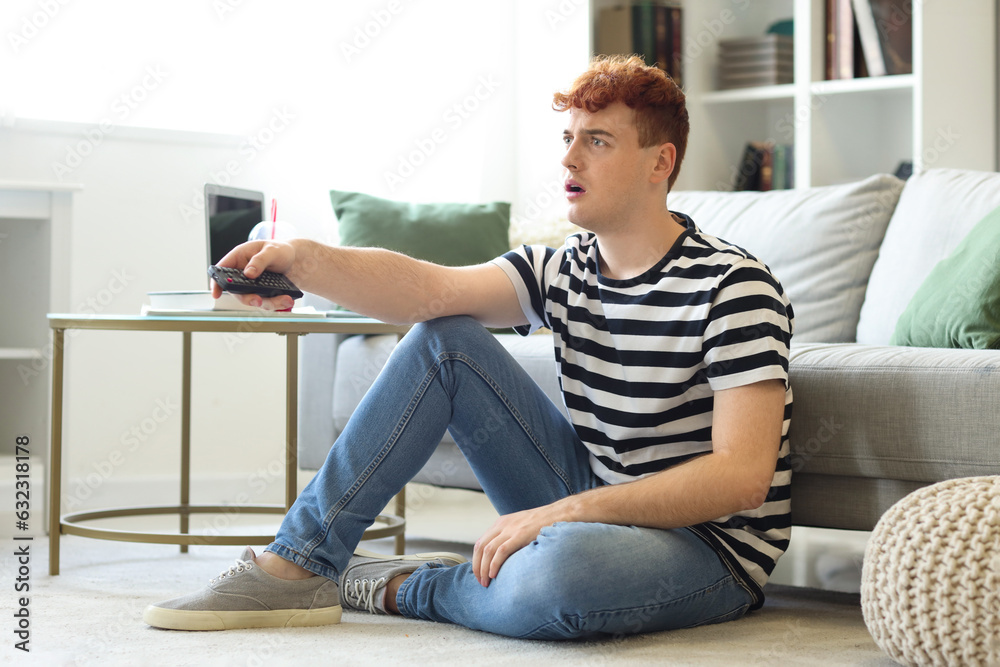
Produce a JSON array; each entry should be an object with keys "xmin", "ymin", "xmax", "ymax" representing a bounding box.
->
[{"xmin": 0, "ymin": 483, "xmax": 897, "ymax": 666}]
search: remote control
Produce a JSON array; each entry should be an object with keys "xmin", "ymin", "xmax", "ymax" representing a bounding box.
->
[{"xmin": 208, "ymin": 265, "xmax": 304, "ymax": 300}]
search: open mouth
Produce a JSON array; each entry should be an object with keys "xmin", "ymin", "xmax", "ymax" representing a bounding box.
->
[{"xmin": 566, "ymin": 181, "xmax": 586, "ymax": 194}]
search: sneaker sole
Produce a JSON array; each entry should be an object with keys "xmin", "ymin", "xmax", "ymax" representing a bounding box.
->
[
  {"xmin": 353, "ymin": 548, "xmax": 467, "ymax": 566},
  {"xmin": 142, "ymin": 604, "xmax": 342, "ymax": 631}
]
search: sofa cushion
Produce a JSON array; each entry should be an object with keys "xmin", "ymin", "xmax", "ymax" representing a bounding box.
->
[
  {"xmin": 891, "ymin": 204, "xmax": 1000, "ymax": 349},
  {"xmin": 671, "ymin": 174, "xmax": 904, "ymax": 343},
  {"xmin": 787, "ymin": 342, "xmax": 1000, "ymax": 484},
  {"xmin": 333, "ymin": 332, "xmax": 566, "ymax": 483},
  {"xmin": 330, "ymin": 190, "xmax": 510, "ymax": 267},
  {"xmin": 508, "ymin": 212, "xmax": 582, "ymax": 248},
  {"xmin": 333, "ymin": 334, "xmax": 399, "ymax": 440},
  {"xmin": 856, "ymin": 168, "xmax": 1000, "ymax": 345}
]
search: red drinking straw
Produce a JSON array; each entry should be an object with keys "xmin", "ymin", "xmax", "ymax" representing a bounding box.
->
[{"xmin": 270, "ymin": 198, "xmax": 277, "ymax": 239}]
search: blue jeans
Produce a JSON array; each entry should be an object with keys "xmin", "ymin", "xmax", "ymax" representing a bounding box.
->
[{"xmin": 268, "ymin": 316, "xmax": 753, "ymax": 639}]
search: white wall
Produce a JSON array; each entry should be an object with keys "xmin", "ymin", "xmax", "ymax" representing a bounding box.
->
[
  {"xmin": 0, "ymin": 0, "xmax": 587, "ymax": 509},
  {"xmin": 0, "ymin": 124, "xmax": 296, "ymax": 510}
]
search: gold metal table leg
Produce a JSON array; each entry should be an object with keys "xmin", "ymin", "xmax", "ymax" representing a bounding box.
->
[
  {"xmin": 284, "ymin": 333, "xmax": 298, "ymax": 510},
  {"xmin": 180, "ymin": 331, "xmax": 192, "ymax": 553},
  {"xmin": 394, "ymin": 486, "xmax": 406, "ymax": 554},
  {"xmin": 48, "ymin": 328, "xmax": 65, "ymax": 576}
]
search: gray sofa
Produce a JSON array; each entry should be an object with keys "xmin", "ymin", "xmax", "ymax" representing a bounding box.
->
[{"xmin": 298, "ymin": 167, "xmax": 1000, "ymax": 534}]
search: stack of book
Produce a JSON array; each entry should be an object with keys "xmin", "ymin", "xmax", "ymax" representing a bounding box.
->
[
  {"xmin": 733, "ymin": 142, "xmax": 794, "ymax": 192},
  {"xmin": 827, "ymin": 0, "xmax": 913, "ymax": 79},
  {"xmin": 717, "ymin": 34, "xmax": 793, "ymax": 90},
  {"xmin": 596, "ymin": 2, "xmax": 683, "ymax": 85}
]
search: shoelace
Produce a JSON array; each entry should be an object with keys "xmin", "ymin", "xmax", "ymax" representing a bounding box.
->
[
  {"xmin": 209, "ymin": 557, "xmax": 254, "ymax": 584},
  {"xmin": 343, "ymin": 577, "xmax": 387, "ymax": 614}
]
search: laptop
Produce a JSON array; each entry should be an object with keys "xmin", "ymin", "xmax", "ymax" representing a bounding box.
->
[
  {"xmin": 204, "ymin": 184, "xmax": 265, "ymax": 267},
  {"xmin": 198, "ymin": 184, "xmax": 354, "ymax": 317}
]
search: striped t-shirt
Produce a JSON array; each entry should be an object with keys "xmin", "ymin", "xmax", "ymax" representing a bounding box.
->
[{"xmin": 492, "ymin": 213, "xmax": 794, "ymax": 608}]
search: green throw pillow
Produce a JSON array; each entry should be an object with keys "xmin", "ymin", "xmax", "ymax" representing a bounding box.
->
[
  {"xmin": 891, "ymin": 204, "xmax": 1000, "ymax": 349},
  {"xmin": 330, "ymin": 190, "xmax": 510, "ymax": 267}
]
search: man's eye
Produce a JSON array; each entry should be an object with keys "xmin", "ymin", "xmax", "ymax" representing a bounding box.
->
[
  {"xmin": 592, "ymin": 138, "xmax": 605, "ymax": 146},
  {"xmin": 563, "ymin": 136, "xmax": 572, "ymax": 146}
]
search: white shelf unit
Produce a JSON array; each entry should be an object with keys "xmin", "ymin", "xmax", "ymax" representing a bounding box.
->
[
  {"xmin": 589, "ymin": 0, "xmax": 997, "ymax": 191},
  {"xmin": 0, "ymin": 183, "xmax": 77, "ymax": 477}
]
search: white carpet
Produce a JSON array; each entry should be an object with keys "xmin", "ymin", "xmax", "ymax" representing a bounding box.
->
[{"xmin": 3, "ymin": 530, "xmax": 899, "ymax": 667}]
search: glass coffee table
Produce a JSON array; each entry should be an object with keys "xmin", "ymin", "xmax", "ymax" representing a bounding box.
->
[{"xmin": 46, "ymin": 313, "xmax": 409, "ymax": 575}]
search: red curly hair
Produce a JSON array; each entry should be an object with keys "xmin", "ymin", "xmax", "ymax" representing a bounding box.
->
[{"xmin": 553, "ymin": 55, "xmax": 689, "ymax": 190}]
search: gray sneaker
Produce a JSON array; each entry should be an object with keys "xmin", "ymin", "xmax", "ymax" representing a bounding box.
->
[
  {"xmin": 340, "ymin": 548, "xmax": 467, "ymax": 615},
  {"xmin": 143, "ymin": 547, "xmax": 341, "ymax": 631}
]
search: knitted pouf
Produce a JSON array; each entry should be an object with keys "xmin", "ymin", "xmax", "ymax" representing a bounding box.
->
[{"xmin": 861, "ymin": 476, "xmax": 1000, "ymax": 667}]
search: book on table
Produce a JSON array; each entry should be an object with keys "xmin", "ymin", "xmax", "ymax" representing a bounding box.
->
[{"xmin": 142, "ymin": 291, "xmax": 326, "ymax": 317}]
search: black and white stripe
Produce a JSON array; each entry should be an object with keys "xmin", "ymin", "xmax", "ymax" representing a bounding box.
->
[{"xmin": 493, "ymin": 213, "xmax": 794, "ymax": 608}]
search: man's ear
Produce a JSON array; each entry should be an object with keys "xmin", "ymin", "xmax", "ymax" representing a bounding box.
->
[{"xmin": 649, "ymin": 142, "xmax": 677, "ymax": 186}]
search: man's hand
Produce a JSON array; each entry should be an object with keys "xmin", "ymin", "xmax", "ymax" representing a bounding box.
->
[
  {"xmin": 211, "ymin": 240, "xmax": 297, "ymax": 310},
  {"xmin": 469, "ymin": 379, "xmax": 787, "ymax": 586},
  {"xmin": 472, "ymin": 502, "xmax": 569, "ymax": 587}
]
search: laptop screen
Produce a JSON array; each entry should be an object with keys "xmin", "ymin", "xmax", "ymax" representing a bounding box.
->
[{"xmin": 204, "ymin": 184, "xmax": 264, "ymax": 266}]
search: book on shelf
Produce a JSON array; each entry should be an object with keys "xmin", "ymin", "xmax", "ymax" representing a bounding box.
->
[
  {"xmin": 733, "ymin": 142, "xmax": 794, "ymax": 192},
  {"xmin": 826, "ymin": 0, "xmax": 855, "ymax": 79},
  {"xmin": 826, "ymin": 0, "xmax": 912, "ymax": 80},
  {"xmin": 632, "ymin": 1, "xmax": 656, "ymax": 69},
  {"xmin": 595, "ymin": 4, "xmax": 631, "ymax": 56},
  {"xmin": 868, "ymin": 0, "xmax": 913, "ymax": 75},
  {"xmin": 771, "ymin": 144, "xmax": 793, "ymax": 191},
  {"xmin": 852, "ymin": 0, "xmax": 887, "ymax": 76},
  {"xmin": 596, "ymin": 2, "xmax": 683, "ymax": 85},
  {"xmin": 717, "ymin": 34, "xmax": 793, "ymax": 90}
]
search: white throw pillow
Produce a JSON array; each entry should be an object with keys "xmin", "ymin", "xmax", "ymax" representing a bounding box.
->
[
  {"xmin": 671, "ymin": 174, "xmax": 904, "ymax": 343},
  {"xmin": 855, "ymin": 168, "xmax": 1000, "ymax": 345}
]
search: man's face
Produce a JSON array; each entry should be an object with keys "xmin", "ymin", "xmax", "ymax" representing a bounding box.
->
[{"xmin": 560, "ymin": 102, "xmax": 663, "ymax": 232}]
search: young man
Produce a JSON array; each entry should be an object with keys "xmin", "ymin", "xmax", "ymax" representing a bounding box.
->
[{"xmin": 145, "ymin": 55, "xmax": 794, "ymax": 639}]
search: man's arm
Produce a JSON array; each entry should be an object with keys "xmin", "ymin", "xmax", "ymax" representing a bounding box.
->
[
  {"xmin": 212, "ymin": 238, "xmax": 528, "ymax": 328},
  {"xmin": 471, "ymin": 379, "xmax": 787, "ymax": 587}
]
